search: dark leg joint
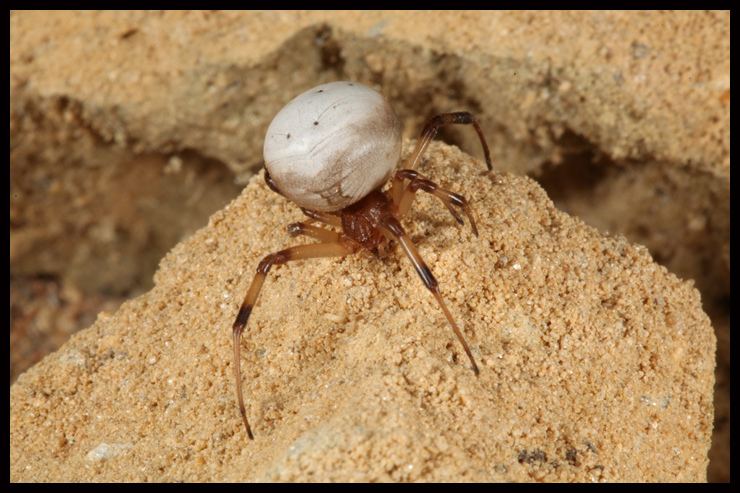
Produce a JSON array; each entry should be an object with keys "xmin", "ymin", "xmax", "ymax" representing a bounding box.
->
[
  {"xmin": 448, "ymin": 193, "xmax": 465, "ymax": 207},
  {"xmin": 397, "ymin": 169, "xmax": 419, "ymax": 180},
  {"xmin": 257, "ymin": 250, "xmax": 290, "ymax": 274},
  {"xmin": 408, "ymin": 178, "xmax": 437, "ymax": 194},
  {"xmin": 422, "ymin": 112, "xmax": 493, "ymax": 171},
  {"xmin": 383, "ymin": 216, "xmax": 405, "ymax": 237},
  {"xmin": 233, "ymin": 305, "xmax": 252, "ymax": 331},
  {"xmin": 300, "ymin": 207, "xmax": 318, "ymax": 219},
  {"xmin": 417, "ymin": 263, "xmax": 439, "ymax": 292},
  {"xmin": 428, "ymin": 112, "xmax": 474, "ymax": 128},
  {"xmin": 300, "ymin": 208, "xmax": 338, "ymax": 224},
  {"xmin": 273, "ymin": 250, "xmax": 291, "ymax": 265},
  {"xmin": 287, "ymin": 223, "xmax": 303, "ymax": 237},
  {"xmin": 257, "ymin": 256, "xmax": 273, "ymax": 275},
  {"xmin": 448, "ymin": 111, "xmax": 474, "ymax": 124}
]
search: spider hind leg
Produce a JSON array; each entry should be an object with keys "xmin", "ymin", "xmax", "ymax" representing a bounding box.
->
[
  {"xmin": 379, "ymin": 215, "xmax": 480, "ymax": 375},
  {"xmin": 231, "ymin": 240, "xmax": 357, "ymax": 439}
]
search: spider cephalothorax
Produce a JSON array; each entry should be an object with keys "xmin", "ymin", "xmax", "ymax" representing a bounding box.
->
[{"xmin": 232, "ymin": 81, "xmax": 492, "ymax": 439}]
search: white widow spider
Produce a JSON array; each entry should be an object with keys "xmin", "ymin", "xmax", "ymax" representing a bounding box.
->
[{"xmin": 231, "ymin": 81, "xmax": 492, "ymax": 439}]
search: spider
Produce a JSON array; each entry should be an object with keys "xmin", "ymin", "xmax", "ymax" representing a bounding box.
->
[{"xmin": 232, "ymin": 81, "xmax": 492, "ymax": 439}]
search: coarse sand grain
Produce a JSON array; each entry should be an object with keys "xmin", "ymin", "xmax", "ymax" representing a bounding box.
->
[{"xmin": 10, "ymin": 142, "xmax": 715, "ymax": 482}]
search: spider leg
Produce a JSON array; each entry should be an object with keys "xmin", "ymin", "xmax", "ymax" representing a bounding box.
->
[
  {"xmin": 286, "ymin": 222, "xmax": 342, "ymax": 242},
  {"xmin": 407, "ymin": 112, "xmax": 493, "ymax": 171},
  {"xmin": 232, "ymin": 239, "xmax": 358, "ymax": 439},
  {"xmin": 390, "ymin": 112, "xmax": 493, "ymax": 203},
  {"xmin": 392, "ymin": 169, "xmax": 478, "ymax": 237},
  {"xmin": 379, "ymin": 215, "xmax": 480, "ymax": 375},
  {"xmin": 299, "ymin": 207, "xmax": 343, "ymax": 228}
]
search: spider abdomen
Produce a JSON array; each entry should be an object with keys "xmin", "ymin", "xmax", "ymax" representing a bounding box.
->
[{"xmin": 263, "ymin": 81, "xmax": 403, "ymax": 212}]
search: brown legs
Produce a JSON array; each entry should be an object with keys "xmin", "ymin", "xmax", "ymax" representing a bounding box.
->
[
  {"xmin": 379, "ymin": 216, "xmax": 480, "ymax": 376},
  {"xmin": 406, "ymin": 112, "xmax": 493, "ymax": 171},
  {"xmin": 299, "ymin": 208, "xmax": 343, "ymax": 228},
  {"xmin": 232, "ymin": 240, "xmax": 357, "ymax": 439},
  {"xmin": 382, "ymin": 114, "xmax": 486, "ymax": 374},
  {"xmin": 391, "ymin": 111, "xmax": 493, "ymax": 203},
  {"xmin": 286, "ymin": 222, "xmax": 341, "ymax": 243},
  {"xmin": 393, "ymin": 169, "xmax": 479, "ymax": 237}
]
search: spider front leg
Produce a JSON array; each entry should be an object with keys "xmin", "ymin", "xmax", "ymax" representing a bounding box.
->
[
  {"xmin": 299, "ymin": 208, "xmax": 343, "ymax": 228},
  {"xmin": 286, "ymin": 222, "xmax": 341, "ymax": 242},
  {"xmin": 392, "ymin": 169, "xmax": 478, "ymax": 237},
  {"xmin": 379, "ymin": 215, "xmax": 480, "ymax": 376},
  {"xmin": 231, "ymin": 239, "xmax": 358, "ymax": 439},
  {"xmin": 391, "ymin": 111, "xmax": 493, "ymax": 203},
  {"xmin": 407, "ymin": 112, "xmax": 493, "ymax": 171}
]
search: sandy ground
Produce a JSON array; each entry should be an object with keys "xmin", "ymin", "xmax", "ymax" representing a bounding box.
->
[{"xmin": 10, "ymin": 142, "xmax": 715, "ymax": 482}]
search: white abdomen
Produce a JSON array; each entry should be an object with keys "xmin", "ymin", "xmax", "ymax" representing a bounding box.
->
[{"xmin": 263, "ymin": 81, "xmax": 402, "ymax": 212}]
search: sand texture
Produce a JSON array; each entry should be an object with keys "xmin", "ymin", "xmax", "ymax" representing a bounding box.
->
[
  {"xmin": 10, "ymin": 11, "xmax": 729, "ymax": 178},
  {"xmin": 10, "ymin": 142, "xmax": 716, "ymax": 482}
]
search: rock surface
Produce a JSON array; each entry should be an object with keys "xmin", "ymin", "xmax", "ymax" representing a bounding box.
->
[
  {"xmin": 10, "ymin": 11, "xmax": 729, "ymax": 177},
  {"xmin": 10, "ymin": 143, "xmax": 716, "ymax": 482}
]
